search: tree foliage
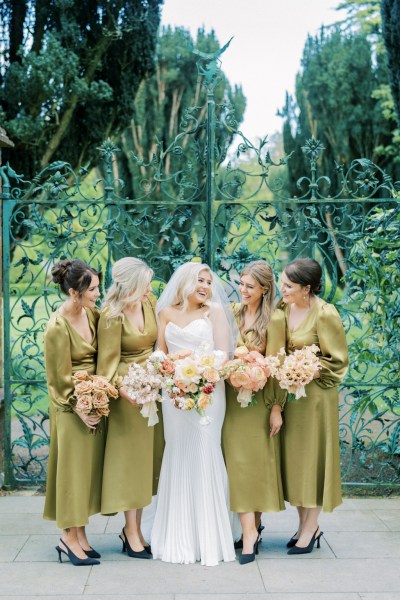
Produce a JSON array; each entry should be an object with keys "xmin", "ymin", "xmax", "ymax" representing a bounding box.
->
[
  {"xmin": 381, "ymin": 0, "xmax": 400, "ymax": 128},
  {"xmin": 0, "ymin": 0, "xmax": 163, "ymax": 177},
  {"xmin": 114, "ymin": 26, "xmax": 246, "ymax": 199},
  {"xmin": 281, "ymin": 27, "xmax": 398, "ymax": 194}
]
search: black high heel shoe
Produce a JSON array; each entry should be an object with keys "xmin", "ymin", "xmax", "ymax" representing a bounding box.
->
[
  {"xmin": 119, "ymin": 528, "xmax": 152, "ymax": 559},
  {"xmin": 239, "ymin": 534, "xmax": 261, "ymax": 565},
  {"xmin": 235, "ymin": 523, "xmax": 265, "ymax": 550},
  {"xmin": 83, "ymin": 546, "xmax": 101, "ymax": 559},
  {"xmin": 56, "ymin": 540, "xmax": 100, "ymax": 566},
  {"xmin": 286, "ymin": 532, "xmax": 299, "ymax": 548},
  {"xmin": 287, "ymin": 528, "xmax": 323, "ymax": 555},
  {"xmin": 144, "ymin": 545, "xmax": 152, "ymax": 555}
]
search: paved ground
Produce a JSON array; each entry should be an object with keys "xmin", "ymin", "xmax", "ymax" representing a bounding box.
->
[{"xmin": 0, "ymin": 494, "xmax": 399, "ymax": 599}]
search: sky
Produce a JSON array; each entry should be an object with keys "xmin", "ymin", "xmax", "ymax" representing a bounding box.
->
[{"xmin": 160, "ymin": 0, "xmax": 341, "ymax": 141}]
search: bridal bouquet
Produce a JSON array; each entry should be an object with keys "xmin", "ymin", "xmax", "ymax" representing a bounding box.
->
[
  {"xmin": 72, "ymin": 370, "xmax": 119, "ymax": 433},
  {"xmin": 150, "ymin": 345, "xmax": 226, "ymax": 425},
  {"xmin": 121, "ymin": 358, "xmax": 164, "ymax": 426},
  {"xmin": 275, "ymin": 344, "xmax": 321, "ymax": 400},
  {"xmin": 222, "ymin": 346, "xmax": 281, "ymax": 408}
]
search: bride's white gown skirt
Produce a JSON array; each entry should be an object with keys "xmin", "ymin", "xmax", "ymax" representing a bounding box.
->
[{"xmin": 151, "ymin": 320, "xmax": 237, "ymax": 566}]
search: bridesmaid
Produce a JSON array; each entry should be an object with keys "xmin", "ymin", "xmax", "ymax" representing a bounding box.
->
[
  {"xmin": 43, "ymin": 258, "xmax": 103, "ymax": 566},
  {"xmin": 222, "ymin": 260, "xmax": 286, "ymax": 565},
  {"xmin": 279, "ymin": 258, "xmax": 349, "ymax": 554},
  {"xmin": 96, "ymin": 257, "xmax": 160, "ymax": 559}
]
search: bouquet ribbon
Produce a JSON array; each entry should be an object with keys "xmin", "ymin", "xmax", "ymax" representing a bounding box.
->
[{"xmin": 140, "ymin": 400, "xmax": 159, "ymax": 426}]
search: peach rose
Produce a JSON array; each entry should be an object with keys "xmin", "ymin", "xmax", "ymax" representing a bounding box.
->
[
  {"xmin": 160, "ymin": 359, "xmax": 175, "ymax": 375},
  {"xmin": 92, "ymin": 390, "xmax": 109, "ymax": 408},
  {"xmin": 230, "ymin": 370, "xmax": 252, "ymax": 389},
  {"xmin": 234, "ymin": 346, "xmax": 249, "ymax": 359},
  {"xmin": 248, "ymin": 366, "xmax": 267, "ymax": 388},
  {"xmin": 203, "ymin": 367, "xmax": 220, "ymax": 383},
  {"xmin": 74, "ymin": 380, "xmax": 94, "ymax": 395},
  {"xmin": 197, "ymin": 393, "xmax": 211, "ymax": 410},
  {"xmin": 96, "ymin": 405, "xmax": 110, "ymax": 417},
  {"xmin": 106, "ymin": 384, "xmax": 119, "ymax": 399},
  {"xmin": 73, "ymin": 370, "xmax": 89, "ymax": 381},
  {"xmin": 188, "ymin": 383, "xmax": 198, "ymax": 393},
  {"xmin": 75, "ymin": 394, "xmax": 93, "ymax": 413}
]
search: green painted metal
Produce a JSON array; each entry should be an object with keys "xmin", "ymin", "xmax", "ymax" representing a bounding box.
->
[{"xmin": 1, "ymin": 43, "xmax": 399, "ymax": 488}]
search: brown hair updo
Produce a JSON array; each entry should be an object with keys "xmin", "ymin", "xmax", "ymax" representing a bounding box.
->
[
  {"xmin": 51, "ymin": 259, "xmax": 101, "ymax": 296},
  {"xmin": 283, "ymin": 258, "xmax": 322, "ymax": 295},
  {"xmin": 238, "ymin": 260, "xmax": 275, "ymax": 351}
]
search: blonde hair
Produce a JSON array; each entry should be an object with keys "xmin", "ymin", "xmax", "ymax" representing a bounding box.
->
[
  {"xmin": 238, "ymin": 260, "xmax": 275, "ymax": 351},
  {"xmin": 102, "ymin": 257, "xmax": 153, "ymax": 321},
  {"xmin": 166, "ymin": 262, "xmax": 213, "ymax": 310}
]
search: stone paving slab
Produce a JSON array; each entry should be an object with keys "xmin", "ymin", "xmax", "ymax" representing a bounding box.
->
[
  {"xmin": 0, "ymin": 563, "xmax": 92, "ymax": 596},
  {"xmin": 0, "ymin": 535, "xmax": 28, "ymax": 562},
  {"xmin": 85, "ymin": 560, "xmax": 265, "ymax": 595},
  {"xmin": 372, "ymin": 510, "xmax": 400, "ymax": 531},
  {"xmin": 324, "ymin": 531, "xmax": 400, "ymax": 558},
  {"xmin": 257, "ymin": 558, "xmax": 400, "ymax": 594}
]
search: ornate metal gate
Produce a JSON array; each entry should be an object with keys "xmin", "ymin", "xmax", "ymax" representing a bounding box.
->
[{"xmin": 1, "ymin": 45, "xmax": 399, "ymax": 489}]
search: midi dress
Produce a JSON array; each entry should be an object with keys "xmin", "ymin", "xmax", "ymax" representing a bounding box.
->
[
  {"xmin": 43, "ymin": 308, "xmax": 105, "ymax": 529},
  {"xmin": 280, "ymin": 298, "xmax": 349, "ymax": 512},
  {"xmin": 96, "ymin": 295, "xmax": 162, "ymax": 514},
  {"xmin": 222, "ymin": 304, "xmax": 287, "ymax": 513}
]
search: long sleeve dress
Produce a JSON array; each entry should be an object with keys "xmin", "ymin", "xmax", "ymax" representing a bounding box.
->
[
  {"xmin": 96, "ymin": 294, "xmax": 162, "ymax": 515},
  {"xmin": 280, "ymin": 298, "xmax": 349, "ymax": 512},
  {"xmin": 222, "ymin": 304, "xmax": 287, "ymax": 513},
  {"xmin": 43, "ymin": 308, "xmax": 105, "ymax": 529}
]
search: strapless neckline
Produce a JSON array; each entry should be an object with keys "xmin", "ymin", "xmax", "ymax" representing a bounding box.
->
[{"xmin": 166, "ymin": 318, "xmax": 209, "ymax": 332}]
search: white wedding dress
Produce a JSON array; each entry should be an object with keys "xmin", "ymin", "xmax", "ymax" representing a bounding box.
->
[{"xmin": 150, "ymin": 318, "xmax": 237, "ymax": 566}]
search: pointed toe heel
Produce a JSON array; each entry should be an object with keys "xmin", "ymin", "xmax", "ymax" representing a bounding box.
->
[
  {"xmin": 56, "ymin": 540, "xmax": 100, "ymax": 565},
  {"xmin": 239, "ymin": 535, "xmax": 260, "ymax": 565},
  {"xmin": 119, "ymin": 528, "xmax": 152, "ymax": 559},
  {"xmin": 287, "ymin": 528, "xmax": 322, "ymax": 555},
  {"xmin": 84, "ymin": 546, "xmax": 101, "ymax": 559}
]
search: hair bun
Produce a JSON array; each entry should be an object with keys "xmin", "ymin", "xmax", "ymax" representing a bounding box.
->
[{"xmin": 51, "ymin": 259, "xmax": 72, "ymax": 285}]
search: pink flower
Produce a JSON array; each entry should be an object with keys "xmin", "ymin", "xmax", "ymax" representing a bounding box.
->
[
  {"xmin": 74, "ymin": 380, "xmax": 94, "ymax": 395},
  {"xmin": 160, "ymin": 359, "xmax": 175, "ymax": 375},
  {"xmin": 230, "ymin": 370, "xmax": 252, "ymax": 389},
  {"xmin": 203, "ymin": 367, "xmax": 220, "ymax": 383},
  {"xmin": 75, "ymin": 394, "xmax": 93, "ymax": 414},
  {"xmin": 73, "ymin": 370, "xmax": 89, "ymax": 381},
  {"xmin": 234, "ymin": 346, "xmax": 249, "ymax": 359}
]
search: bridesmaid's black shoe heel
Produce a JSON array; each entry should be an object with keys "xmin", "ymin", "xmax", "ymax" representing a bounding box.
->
[
  {"xmin": 144, "ymin": 545, "xmax": 152, "ymax": 555},
  {"xmin": 287, "ymin": 528, "xmax": 323, "ymax": 555},
  {"xmin": 119, "ymin": 528, "xmax": 152, "ymax": 559},
  {"xmin": 84, "ymin": 546, "xmax": 101, "ymax": 559},
  {"xmin": 239, "ymin": 535, "xmax": 260, "ymax": 565},
  {"xmin": 56, "ymin": 540, "xmax": 100, "ymax": 566},
  {"xmin": 235, "ymin": 523, "xmax": 265, "ymax": 550}
]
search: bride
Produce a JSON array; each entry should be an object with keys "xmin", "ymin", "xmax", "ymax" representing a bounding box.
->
[{"xmin": 151, "ymin": 262, "xmax": 238, "ymax": 566}]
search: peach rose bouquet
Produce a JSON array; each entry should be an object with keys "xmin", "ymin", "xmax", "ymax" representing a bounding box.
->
[
  {"xmin": 72, "ymin": 370, "xmax": 119, "ymax": 433},
  {"xmin": 121, "ymin": 358, "xmax": 164, "ymax": 426},
  {"xmin": 221, "ymin": 346, "xmax": 281, "ymax": 408},
  {"xmin": 275, "ymin": 344, "xmax": 321, "ymax": 400},
  {"xmin": 149, "ymin": 344, "xmax": 226, "ymax": 425}
]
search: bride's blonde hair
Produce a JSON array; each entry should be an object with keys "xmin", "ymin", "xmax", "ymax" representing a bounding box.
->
[
  {"xmin": 237, "ymin": 260, "xmax": 275, "ymax": 351},
  {"xmin": 102, "ymin": 257, "xmax": 153, "ymax": 321},
  {"xmin": 166, "ymin": 262, "xmax": 212, "ymax": 311}
]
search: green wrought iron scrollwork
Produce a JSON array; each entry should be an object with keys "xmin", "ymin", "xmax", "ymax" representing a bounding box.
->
[{"xmin": 1, "ymin": 41, "xmax": 399, "ymax": 488}]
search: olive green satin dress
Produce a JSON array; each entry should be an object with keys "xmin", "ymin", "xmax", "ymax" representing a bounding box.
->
[
  {"xmin": 97, "ymin": 294, "xmax": 163, "ymax": 514},
  {"xmin": 222, "ymin": 304, "xmax": 287, "ymax": 513},
  {"xmin": 43, "ymin": 308, "xmax": 105, "ymax": 530},
  {"xmin": 280, "ymin": 299, "xmax": 349, "ymax": 512}
]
